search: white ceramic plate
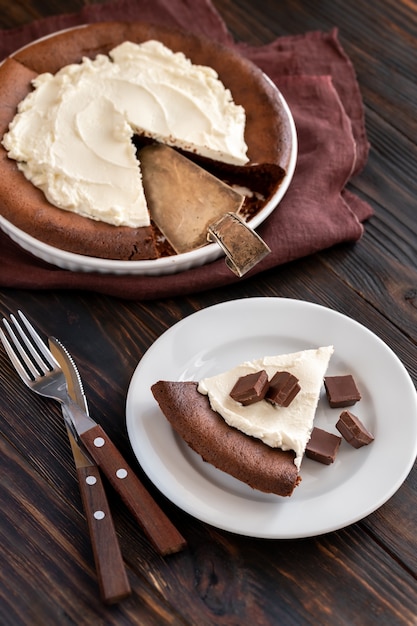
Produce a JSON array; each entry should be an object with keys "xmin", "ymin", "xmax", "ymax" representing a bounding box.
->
[
  {"xmin": 0, "ymin": 27, "xmax": 297, "ymax": 276},
  {"xmin": 126, "ymin": 297, "xmax": 417, "ymax": 539}
]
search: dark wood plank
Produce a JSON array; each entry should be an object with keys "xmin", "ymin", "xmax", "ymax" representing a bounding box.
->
[
  {"xmin": 0, "ymin": 437, "xmax": 191, "ymax": 626},
  {"xmin": 2, "ymin": 426, "xmax": 417, "ymax": 626}
]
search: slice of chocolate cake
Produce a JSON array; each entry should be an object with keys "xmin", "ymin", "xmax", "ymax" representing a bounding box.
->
[
  {"xmin": 151, "ymin": 381, "xmax": 301, "ymax": 497},
  {"xmin": 151, "ymin": 346, "xmax": 334, "ymax": 497}
]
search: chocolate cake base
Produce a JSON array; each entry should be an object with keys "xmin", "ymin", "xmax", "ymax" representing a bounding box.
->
[
  {"xmin": 0, "ymin": 21, "xmax": 292, "ymax": 261},
  {"xmin": 151, "ymin": 380, "xmax": 301, "ymax": 497},
  {"xmin": 0, "ymin": 54, "xmax": 157, "ymax": 262}
]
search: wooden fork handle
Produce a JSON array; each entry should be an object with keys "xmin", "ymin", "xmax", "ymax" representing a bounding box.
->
[
  {"xmin": 79, "ymin": 424, "xmax": 187, "ymax": 556},
  {"xmin": 76, "ymin": 464, "xmax": 131, "ymax": 604}
]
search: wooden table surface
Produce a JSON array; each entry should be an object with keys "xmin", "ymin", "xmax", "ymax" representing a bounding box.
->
[{"xmin": 1, "ymin": 1, "xmax": 416, "ymax": 624}]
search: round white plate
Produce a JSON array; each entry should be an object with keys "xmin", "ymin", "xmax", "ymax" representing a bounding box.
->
[
  {"xmin": 0, "ymin": 27, "xmax": 297, "ymax": 276},
  {"xmin": 126, "ymin": 298, "xmax": 417, "ymax": 539}
]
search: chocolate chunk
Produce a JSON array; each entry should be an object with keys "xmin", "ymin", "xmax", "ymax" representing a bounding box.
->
[
  {"xmin": 230, "ymin": 370, "xmax": 269, "ymax": 406},
  {"xmin": 305, "ymin": 427, "xmax": 342, "ymax": 465},
  {"xmin": 336, "ymin": 410, "xmax": 374, "ymax": 448},
  {"xmin": 265, "ymin": 371, "xmax": 300, "ymax": 407},
  {"xmin": 324, "ymin": 375, "xmax": 361, "ymax": 408}
]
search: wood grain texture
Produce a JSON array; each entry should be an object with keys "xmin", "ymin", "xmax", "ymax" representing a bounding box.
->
[{"xmin": 1, "ymin": 0, "xmax": 417, "ymax": 625}]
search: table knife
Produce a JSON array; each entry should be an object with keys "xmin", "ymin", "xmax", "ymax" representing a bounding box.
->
[
  {"xmin": 49, "ymin": 338, "xmax": 131, "ymax": 604},
  {"xmin": 49, "ymin": 337, "xmax": 187, "ymax": 556}
]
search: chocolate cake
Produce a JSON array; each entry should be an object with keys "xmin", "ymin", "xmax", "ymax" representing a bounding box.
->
[
  {"xmin": 0, "ymin": 21, "xmax": 293, "ymax": 261},
  {"xmin": 151, "ymin": 380, "xmax": 301, "ymax": 497}
]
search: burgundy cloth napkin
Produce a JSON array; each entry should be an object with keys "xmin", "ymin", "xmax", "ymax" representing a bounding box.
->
[{"xmin": 0, "ymin": 0, "xmax": 372, "ymax": 300}]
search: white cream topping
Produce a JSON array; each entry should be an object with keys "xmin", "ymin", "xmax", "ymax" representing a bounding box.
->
[
  {"xmin": 198, "ymin": 346, "xmax": 334, "ymax": 469},
  {"xmin": 2, "ymin": 40, "xmax": 248, "ymax": 228}
]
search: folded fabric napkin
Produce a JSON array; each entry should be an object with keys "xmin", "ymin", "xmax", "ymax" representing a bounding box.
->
[{"xmin": 0, "ymin": 0, "xmax": 372, "ymax": 300}]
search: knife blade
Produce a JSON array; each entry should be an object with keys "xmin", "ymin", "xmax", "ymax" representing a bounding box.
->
[
  {"xmin": 50, "ymin": 337, "xmax": 187, "ymax": 556},
  {"xmin": 49, "ymin": 338, "xmax": 131, "ymax": 604}
]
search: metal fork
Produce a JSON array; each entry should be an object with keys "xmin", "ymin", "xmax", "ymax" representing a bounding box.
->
[
  {"xmin": 0, "ymin": 311, "xmax": 187, "ymax": 557},
  {"xmin": 0, "ymin": 311, "xmax": 131, "ymax": 603},
  {"xmin": 0, "ymin": 312, "xmax": 97, "ymax": 453},
  {"xmin": 0, "ymin": 311, "xmax": 74, "ymax": 409}
]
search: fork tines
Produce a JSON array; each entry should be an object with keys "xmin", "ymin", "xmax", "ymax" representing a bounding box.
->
[{"xmin": 0, "ymin": 311, "xmax": 55, "ymax": 382}]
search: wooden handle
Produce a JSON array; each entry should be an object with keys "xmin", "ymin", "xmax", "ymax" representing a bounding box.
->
[
  {"xmin": 77, "ymin": 464, "xmax": 131, "ymax": 604},
  {"xmin": 79, "ymin": 424, "xmax": 187, "ymax": 556}
]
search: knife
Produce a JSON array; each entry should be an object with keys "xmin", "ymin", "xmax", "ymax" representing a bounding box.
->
[
  {"xmin": 49, "ymin": 337, "xmax": 187, "ymax": 557},
  {"xmin": 49, "ymin": 338, "xmax": 131, "ymax": 604}
]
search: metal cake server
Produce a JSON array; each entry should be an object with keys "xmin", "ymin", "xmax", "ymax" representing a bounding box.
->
[
  {"xmin": 139, "ymin": 143, "xmax": 271, "ymax": 276},
  {"xmin": 207, "ymin": 212, "xmax": 271, "ymax": 277}
]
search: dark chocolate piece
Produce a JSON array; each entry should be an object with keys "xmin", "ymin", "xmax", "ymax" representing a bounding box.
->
[
  {"xmin": 305, "ymin": 427, "xmax": 341, "ymax": 465},
  {"xmin": 336, "ymin": 410, "xmax": 374, "ymax": 448},
  {"xmin": 265, "ymin": 371, "xmax": 300, "ymax": 407},
  {"xmin": 230, "ymin": 370, "xmax": 269, "ymax": 406},
  {"xmin": 324, "ymin": 375, "xmax": 361, "ymax": 408}
]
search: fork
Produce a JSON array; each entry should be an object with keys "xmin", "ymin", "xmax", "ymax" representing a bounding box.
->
[
  {"xmin": 0, "ymin": 312, "xmax": 132, "ymax": 603},
  {"xmin": 0, "ymin": 311, "xmax": 186, "ymax": 556},
  {"xmin": 1, "ymin": 312, "xmax": 79, "ymax": 409},
  {"xmin": 0, "ymin": 313, "xmax": 104, "ymax": 443}
]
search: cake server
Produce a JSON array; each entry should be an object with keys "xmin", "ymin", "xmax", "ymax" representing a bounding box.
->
[
  {"xmin": 207, "ymin": 212, "xmax": 271, "ymax": 276},
  {"xmin": 48, "ymin": 337, "xmax": 131, "ymax": 604},
  {"xmin": 139, "ymin": 143, "xmax": 271, "ymax": 276}
]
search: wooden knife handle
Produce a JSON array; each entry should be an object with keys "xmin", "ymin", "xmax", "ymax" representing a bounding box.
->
[
  {"xmin": 77, "ymin": 464, "xmax": 131, "ymax": 604},
  {"xmin": 79, "ymin": 424, "xmax": 187, "ymax": 556}
]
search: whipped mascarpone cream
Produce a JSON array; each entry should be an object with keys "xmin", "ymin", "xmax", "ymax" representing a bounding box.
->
[
  {"xmin": 198, "ymin": 346, "xmax": 334, "ymax": 469},
  {"xmin": 2, "ymin": 40, "xmax": 248, "ymax": 228}
]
